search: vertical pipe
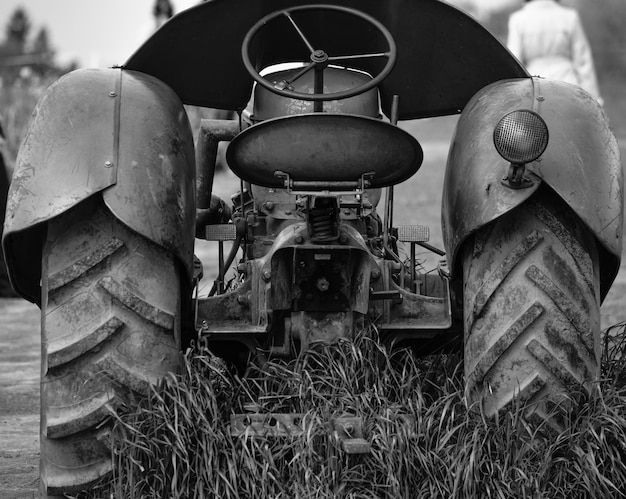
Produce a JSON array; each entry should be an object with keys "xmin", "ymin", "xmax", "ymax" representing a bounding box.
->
[
  {"xmin": 195, "ymin": 119, "xmax": 242, "ymax": 209},
  {"xmin": 314, "ymin": 67, "xmax": 324, "ymax": 113}
]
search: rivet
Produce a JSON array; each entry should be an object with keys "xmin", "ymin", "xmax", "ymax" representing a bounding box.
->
[
  {"xmin": 109, "ymin": 91, "xmax": 117, "ymax": 97},
  {"xmin": 104, "ymin": 161, "xmax": 113, "ymax": 168},
  {"xmin": 536, "ymin": 95, "xmax": 545, "ymax": 102},
  {"xmin": 262, "ymin": 269, "xmax": 271, "ymax": 281}
]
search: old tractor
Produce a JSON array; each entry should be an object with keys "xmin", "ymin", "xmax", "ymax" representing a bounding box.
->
[{"xmin": 2, "ymin": 0, "xmax": 622, "ymax": 496}]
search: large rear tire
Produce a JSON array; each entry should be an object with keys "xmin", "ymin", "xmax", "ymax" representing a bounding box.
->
[
  {"xmin": 40, "ymin": 199, "xmax": 181, "ymax": 496},
  {"xmin": 462, "ymin": 190, "xmax": 601, "ymax": 418}
]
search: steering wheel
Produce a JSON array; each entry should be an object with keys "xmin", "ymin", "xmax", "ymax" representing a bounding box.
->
[{"xmin": 242, "ymin": 4, "xmax": 397, "ymax": 102}]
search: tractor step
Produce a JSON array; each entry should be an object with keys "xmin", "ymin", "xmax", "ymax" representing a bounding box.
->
[
  {"xmin": 396, "ymin": 225, "xmax": 430, "ymax": 242},
  {"xmin": 205, "ymin": 223, "xmax": 238, "ymax": 241}
]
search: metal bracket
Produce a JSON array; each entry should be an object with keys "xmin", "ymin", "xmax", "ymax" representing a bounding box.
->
[
  {"xmin": 230, "ymin": 413, "xmax": 305, "ymax": 437},
  {"xmin": 332, "ymin": 417, "xmax": 371, "ymax": 454},
  {"xmin": 501, "ymin": 163, "xmax": 537, "ymax": 190},
  {"xmin": 274, "ymin": 170, "xmax": 375, "ymax": 196},
  {"xmin": 229, "ymin": 412, "xmax": 416, "ymax": 455}
]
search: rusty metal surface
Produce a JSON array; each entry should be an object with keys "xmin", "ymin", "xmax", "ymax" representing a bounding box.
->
[
  {"xmin": 227, "ymin": 113, "xmax": 422, "ymax": 189},
  {"xmin": 3, "ymin": 68, "xmax": 196, "ymax": 304},
  {"xmin": 442, "ymin": 77, "xmax": 623, "ymax": 299},
  {"xmin": 2, "ymin": 68, "xmax": 120, "ymax": 303},
  {"xmin": 103, "ymin": 69, "xmax": 196, "ymax": 284}
]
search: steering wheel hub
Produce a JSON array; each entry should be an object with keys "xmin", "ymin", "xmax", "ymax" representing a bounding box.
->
[{"xmin": 311, "ymin": 49, "xmax": 329, "ymax": 65}]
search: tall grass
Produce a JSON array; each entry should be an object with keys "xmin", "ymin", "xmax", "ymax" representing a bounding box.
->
[
  {"xmin": 0, "ymin": 77, "xmax": 54, "ymax": 171},
  {"xmin": 82, "ymin": 323, "xmax": 626, "ymax": 499}
]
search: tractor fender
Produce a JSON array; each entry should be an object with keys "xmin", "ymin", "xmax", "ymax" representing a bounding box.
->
[
  {"xmin": 442, "ymin": 77, "xmax": 623, "ymax": 300},
  {"xmin": 2, "ymin": 67, "xmax": 196, "ymax": 305}
]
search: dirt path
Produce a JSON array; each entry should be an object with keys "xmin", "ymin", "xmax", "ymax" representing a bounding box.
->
[{"xmin": 1, "ymin": 298, "xmax": 40, "ymax": 498}]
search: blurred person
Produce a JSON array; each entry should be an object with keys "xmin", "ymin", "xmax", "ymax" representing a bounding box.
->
[
  {"xmin": 507, "ymin": 0, "xmax": 602, "ymax": 104},
  {"xmin": 0, "ymin": 116, "xmax": 17, "ymax": 297},
  {"xmin": 154, "ymin": 0, "xmax": 174, "ymax": 29}
]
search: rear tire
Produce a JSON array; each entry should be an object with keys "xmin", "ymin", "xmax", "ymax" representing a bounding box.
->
[
  {"xmin": 462, "ymin": 190, "xmax": 601, "ymax": 418},
  {"xmin": 40, "ymin": 199, "xmax": 181, "ymax": 496}
]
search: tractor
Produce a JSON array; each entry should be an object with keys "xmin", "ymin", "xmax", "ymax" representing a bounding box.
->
[{"xmin": 2, "ymin": 0, "xmax": 622, "ymax": 496}]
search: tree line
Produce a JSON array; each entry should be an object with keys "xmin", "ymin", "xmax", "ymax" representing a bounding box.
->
[{"xmin": 0, "ymin": 7, "xmax": 76, "ymax": 84}]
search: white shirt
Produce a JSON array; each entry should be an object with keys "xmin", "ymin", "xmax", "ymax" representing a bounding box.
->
[{"xmin": 507, "ymin": 0, "xmax": 602, "ymax": 103}]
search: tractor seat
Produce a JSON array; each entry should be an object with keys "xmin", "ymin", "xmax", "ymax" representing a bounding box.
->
[{"xmin": 226, "ymin": 112, "xmax": 423, "ymax": 190}]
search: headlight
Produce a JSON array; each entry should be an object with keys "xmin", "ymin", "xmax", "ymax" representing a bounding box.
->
[{"xmin": 493, "ymin": 110, "xmax": 549, "ymax": 164}]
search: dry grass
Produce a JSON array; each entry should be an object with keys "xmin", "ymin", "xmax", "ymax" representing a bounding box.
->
[{"xmin": 72, "ymin": 323, "xmax": 626, "ymax": 499}]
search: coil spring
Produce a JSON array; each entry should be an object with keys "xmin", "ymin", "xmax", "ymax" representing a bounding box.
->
[{"xmin": 310, "ymin": 207, "xmax": 335, "ymax": 240}]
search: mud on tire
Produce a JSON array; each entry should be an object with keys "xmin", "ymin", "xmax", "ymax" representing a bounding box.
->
[
  {"xmin": 40, "ymin": 199, "xmax": 181, "ymax": 496},
  {"xmin": 462, "ymin": 189, "xmax": 601, "ymax": 419}
]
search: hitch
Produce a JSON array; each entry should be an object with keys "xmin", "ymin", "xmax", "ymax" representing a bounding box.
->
[{"xmin": 229, "ymin": 412, "xmax": 415, "ymax": 455}]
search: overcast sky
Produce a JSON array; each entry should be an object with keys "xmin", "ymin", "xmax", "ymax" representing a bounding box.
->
[{"xmin": 0, "ymin": 0, "xmax": 520, "ymax": 68}]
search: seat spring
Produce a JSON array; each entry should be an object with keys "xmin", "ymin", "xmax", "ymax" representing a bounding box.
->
[{"xmin": 310, "ymin": 209, "xmax": 335, "ymax": 239}]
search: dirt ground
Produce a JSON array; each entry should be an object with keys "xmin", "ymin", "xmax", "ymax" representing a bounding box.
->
[
  {"xmin": 2, "ymin": 133, "xmax": 625, "ymax": 497},
  {"xmin": 1, "ymin": 298, "xmax": 40, "ymax": 498}
]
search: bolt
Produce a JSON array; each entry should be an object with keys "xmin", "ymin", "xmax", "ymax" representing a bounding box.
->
[
  {"xmin": 237, "ymin": 294, "xmax": 249, "ymax": 306},
  {"xmin": 104, "ymin": 161, "xmax": 113, "ymax": 168},
  {"xmin": 264, "ymin": 201, "xmax": 274, "ymax": 212},
  {"xmin": 371, "ymin": 269, "xmax": 381, "ymax": 280},
  {"xmin": 108, "ymin": 91, "xmax": 117, "ymax": 97},
  {"xmin": 316, "ymin": 277, "xmax": 330, "ymax": 292},
  {"xmin": 339, "ymin": 233, "xmax": 348, "ymax": 244},
  {"xmin": 295, "ymin": 234, "xmax": 304, "ymax": 244},
  {"xmin": 262, "ymin": 269, "xmax": 271, "ymax": 281}
]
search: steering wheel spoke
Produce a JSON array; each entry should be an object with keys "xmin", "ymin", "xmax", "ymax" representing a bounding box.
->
[
  {"xmin": 274, "ymin": 62, "xmax": 316, "ymax": 89},
  {"xmin": 328, "ymin": 52, "xmax": 392, "ymax": 62},
  {"xmin": 283, "ymin": 12, "xmax": 316, "ymax": 54},
  {"xmin": 242, "ymin": 5, "xmax": 397, "ymax": 102}
]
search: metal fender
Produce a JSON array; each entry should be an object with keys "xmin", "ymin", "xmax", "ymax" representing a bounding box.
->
[
  {"xmin": 2, "ymin": 67, "xmax": 196, "ymax": 304},
  {"xmin": 442, "ymin": 77, "xmax": 623, "ymax": 300}
]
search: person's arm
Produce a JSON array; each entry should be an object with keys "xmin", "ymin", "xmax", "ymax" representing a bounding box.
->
[
  {"xmin": 507, "ymin": 14, "xmax": 525, "ymax": 64},
  {"xmin": 571, "ymin": 12, "xmax": 602, "ymax": 104}
]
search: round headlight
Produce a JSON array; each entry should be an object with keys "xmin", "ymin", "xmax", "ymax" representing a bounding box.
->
[{"xmin": 493, "ymin": 110, "xmax": 549, "ymax": 164}]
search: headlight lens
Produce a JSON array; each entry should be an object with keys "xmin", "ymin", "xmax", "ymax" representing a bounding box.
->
[{"xmin": 493, "ymin": 110, "xmax": 549, "ymax": 164}]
